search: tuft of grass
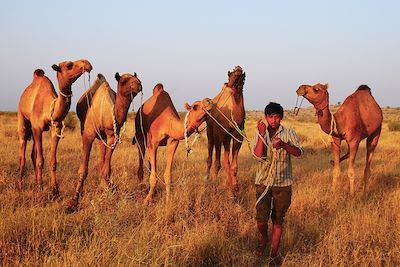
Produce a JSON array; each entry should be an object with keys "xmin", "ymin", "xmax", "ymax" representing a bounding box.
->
[
  {"xmin": 388, "ymin": 121, "xmax": 400, "ymax": 132},
  {"xmin": 63, "ymin": 112, "xmax": 78, "ymax": 131}
]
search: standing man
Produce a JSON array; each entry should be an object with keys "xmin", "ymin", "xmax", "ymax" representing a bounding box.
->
[{"xmin": 253, "ymin": 102, "xmax": 304, "ymax": 263}]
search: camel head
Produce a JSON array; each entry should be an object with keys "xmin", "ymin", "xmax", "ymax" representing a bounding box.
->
[
  {"xmin": 227, "ymin": 65, "xmax": 246, "ymax": 92},
  {"xmin": 296, "ymin": 83, "xmax": 329, "ymax": 111},
  {"xmin": 52, "ymin": 59, "xmax": 92, "ymax": 88},
  {"xmin": 184, "ymin": 98, "xmax": 213, "ymax": 130},
  {"xmin": 115, "ymin": 72, "xmax": 142, "ymax": 98}
]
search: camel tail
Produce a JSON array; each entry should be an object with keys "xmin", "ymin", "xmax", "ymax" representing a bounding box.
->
[
  {"xmin": 356, "ymin": 85, "xmax": 371, "ymax": 94},
  {"xmin": 34, "ymin": 69, "xmax": 45, "ymax": 77}
]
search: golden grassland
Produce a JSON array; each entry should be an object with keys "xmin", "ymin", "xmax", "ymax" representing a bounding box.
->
[{"xmin": 0, "ymin": 108, "xmax": 399, "ymax": 266}]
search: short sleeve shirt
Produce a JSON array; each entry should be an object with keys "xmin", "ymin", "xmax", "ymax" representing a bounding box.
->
[{"xmin": 253, "ymin": 124, "xmax": 304, "ymax": 187}]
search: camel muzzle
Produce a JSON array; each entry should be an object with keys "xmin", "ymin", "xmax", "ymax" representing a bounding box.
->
[
  {"xmin": 296, "ymin": 86, "xmax": 307, "ymax": 96},
  {"xmin": 202, "ymin": 98, "xmax": 213, "ymax": 111}
]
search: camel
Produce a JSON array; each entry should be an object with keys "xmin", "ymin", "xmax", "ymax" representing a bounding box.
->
[
  {"xmin": 66, "ymin": 72, "xmax": 142, "ymax": 212},
  {"xmin": 17, "ymin": 59, "xmax": 92, "ymax": 196},
  {"xmin": 296, "ymin": 83, "xmax": 383, "ymax": 194},
  {"xmin": 133, "ymin": 83, "xmax": 213, "ymax": 205},
  {"xmin": 205, "ymin": 66, "xmax": 246, "ymax": 191}
]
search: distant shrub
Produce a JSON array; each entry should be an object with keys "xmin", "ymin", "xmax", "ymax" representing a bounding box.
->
[
  {"xmin": 63, "ymin": 113, "xmax": 78, "ymax": 131},
  {"xmin": 388, "ymin": 121, "xmax": 400, "ymax": 131}
]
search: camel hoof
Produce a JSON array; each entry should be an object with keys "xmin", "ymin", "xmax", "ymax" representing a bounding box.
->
[
  {"xmin": 143, "ymin": 197, "xmax": 154, "ymax": 206},
  {"xmin": 65, "ymin": 198, "xmax": 79, "ymax": 214},
  {"xmin": 16, "ymin": 180, "xmax": 23, "ymax": 191},
  {"xmin": 49, "ymin": 186, "xmax": 60, "ymax": 200},
  {"xmin": 107, "ymin": 183, "xmax": 118, "ymax": 193}
]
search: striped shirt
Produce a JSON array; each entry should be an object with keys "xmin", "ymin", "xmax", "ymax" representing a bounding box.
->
[{"xmin": 253, "ymin": 124, "xmax": 304, "ymax": 187}]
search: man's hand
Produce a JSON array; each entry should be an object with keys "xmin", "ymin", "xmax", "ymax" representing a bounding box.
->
[
  {"xmin": 257, "ymin": 120, "xmax": 267, "ymax": 136},
  {"xmin": 272, "ymin": 137, "xmax": 284, "ymax": 149}
]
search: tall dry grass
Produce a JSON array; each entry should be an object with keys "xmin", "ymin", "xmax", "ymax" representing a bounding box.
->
[{"xmin": 0, "ymin": 108, "xmax": 399, "ymax": 266}]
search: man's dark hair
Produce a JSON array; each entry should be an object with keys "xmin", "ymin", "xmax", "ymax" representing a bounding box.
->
[{"xmin": 264, "ymin": 102, "xmax": 284, "ymax": 118}]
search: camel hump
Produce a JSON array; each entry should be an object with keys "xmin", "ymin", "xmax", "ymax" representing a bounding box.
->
[
  {"xmin": 96, "ymin": 73, "xmax": 106, "ymax": 81},
  {"xmin": 153, "ymin": 83, "xmax": 164, "ymax": 94},
  {"xmin": 356, "ymin": 85, "xmax": 371, "ymax": 94},
  {"xmin": 34, "ymin": 69, "xmax": 45, "ymax": 77}
]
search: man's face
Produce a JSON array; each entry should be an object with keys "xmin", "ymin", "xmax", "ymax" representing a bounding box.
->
[{"xmin": 265, "ymin": 113, "xmax": 282, "ymax": 129}]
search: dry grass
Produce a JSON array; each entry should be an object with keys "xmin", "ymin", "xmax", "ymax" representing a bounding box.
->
[{"xmin": 0, "ymin": 108, "xmax": 399, "ymax": 266}]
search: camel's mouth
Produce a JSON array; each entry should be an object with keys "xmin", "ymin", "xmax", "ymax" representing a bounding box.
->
[
  {"xmin": 296, "ymin": 86, "xmax": 308, "ymax": 96},
  {"xmin": 202, "ymin": 98, "xmax": 213, "ymax": 111},
  {"xmin": 82, "ymin": 61, "xmax": 93, "ymax": 73}
]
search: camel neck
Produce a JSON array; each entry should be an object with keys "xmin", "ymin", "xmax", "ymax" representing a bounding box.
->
[
  {"xmin": 313, "ymin": 91, "xmax": 329, "ymax": 112},
  {"xmin": 114, "ymin": 93, "xmax": 132, "ymax": 127},
  {"xmin": 317, "ymin": 106, "xmax": 335, "ymax": 135},
  {"xmin": 169, "ymin": 115, "xmax": 197, "ymax": 140},
  {"xmin": 57, "ymin": 76, "xmax": 73, "ymax": 96},
  {"xmin": 51, "ymin": 95, "xmax": 72, "ymax": 122}
]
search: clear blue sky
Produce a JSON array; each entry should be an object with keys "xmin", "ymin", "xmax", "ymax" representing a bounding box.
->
[{"xmin": 1, "ymin": 0, "xmax": 399, "ymax": 111}]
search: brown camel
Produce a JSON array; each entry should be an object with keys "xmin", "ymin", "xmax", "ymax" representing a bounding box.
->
[
  {"xmin": 17, "ymin": 59, "xmax": 92, "ymax": 196},
  {"xmin": 205, "ymin": 66, "xmax": 246, "ymax": 191},
  {"xmin": 66, "ymin": 72, "xmax": 142, "ymax": 212},
  {"xmin": 296, "ymin": 83, "xmax": 383, "ymax": 194},
  {"xmin": 133, "ymin": 83, "xmax": 213, "ymax": 205}
]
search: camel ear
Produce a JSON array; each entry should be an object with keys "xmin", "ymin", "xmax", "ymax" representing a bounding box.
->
[
  {"xmin": 115, "ymin": 72, "xmax": 120, "ymax": 81},
  {"xmin": 52, "ymin": 64, "xmax": 61, "ymax": 72},
  {"xmin": 134, "ymin": 72, "xmax": 137, "ymax": 77},
  {"xmin": 323, "ymin": 83, "xmax": 329, "ymax": 90},
  {"xmin": 228, "ymin": 71, "xmax": 231, "ymax": 77},
  {"xmin": 184, "ymin": 103, "xmax": 191, "ymax": 111}
]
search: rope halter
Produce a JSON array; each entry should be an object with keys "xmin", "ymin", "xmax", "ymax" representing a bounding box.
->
[
  {"xmin": 58, "ymin": 90, "xmax": 73, "ymax": 103},
  {"xmin": 293, "ymin": 95, "xmax": 304, "ymax": 116},
  {"xmin": 184, "ymin": 110, "xmax": 192, "ymax": 155}
]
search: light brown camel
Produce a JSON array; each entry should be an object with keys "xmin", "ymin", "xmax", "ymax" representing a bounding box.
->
[
  {"xmin": 66, "ymin": 72, "xmax": 142, "ymax": 212},
  {"xmin": 296, "ymin": 83, "xmax": 383, "ymax": 194},
  {"xmin": 205, "ymin": 66, "xmax": 246, "ymax": 191},
  {"xmin": 17, "ymin": 59, "xmax": 92, "ymax": 196},
  {"xmin": 133, "ymin": 83, "xmax": 213, "ymax": 205}
]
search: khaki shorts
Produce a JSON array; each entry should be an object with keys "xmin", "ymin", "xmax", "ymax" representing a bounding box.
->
[{"xmin": 255, "ymin": 185, "xmax": 292, "ymax": 225}]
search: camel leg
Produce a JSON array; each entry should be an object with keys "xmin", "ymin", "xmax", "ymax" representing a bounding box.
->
[
  {"xmin": 230, "ymin": 139, "xmax": 242, "ymax": 191},
  {"xmin": 347, "ymin": 140, "xmax": 360, "ymax": 195},
  {"xmin": 212, "ymin": 140, "xmax": 222, "ymax": 180},
  {"xmin": 100, "ymin": 137, "xmax": 115, "ymax": 190},
  {"xmin": 98, "ymin": 139, "xmax": 106, "ymax": 176},
  {"xmin": 49, "ymin": 124, "xmax": 62, "ymax": 198},
  {"xmin": 17, "ymin": 115, "xmax": 30, "ymax": 190},
  {"xmin": 137, "ymin": 138, "xmax": 146, "ymax": 182},
  {"xmin": 31, "ymin": 140, "xmax": 37, "ymax": 181},
  {"xmin": 331, "ymin": 137, "xmax": 341, "ymax": 192},
  {"xmin": 330, "ymin": 143, "xmax": 350, "ymax": 165},
  {"xmin": 32, "ymin": 129, "xmax": 44, "ymax": 191},
  {"xmin": 74, "ymin": 135, "xmax": 94, "ymax": 202},
  {"xmin": 144, "ymin": 143, "xmax": 158, "ymax": 205},
  {"xmin": 364, "ymin": 126, "xmax": 381, "ymax": 194},
  {"xmin": 222, "ymin": 138, "xmax": 232, "ymax": 188},
  {"xmin": 164, "ymin": 139, "xmax": 179, "ymax": 204},
  {"xmin": 205, "ymin": 128, "xmax": 214, "ymax": 180}
]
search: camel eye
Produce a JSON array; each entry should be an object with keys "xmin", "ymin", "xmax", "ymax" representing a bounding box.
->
[
  {"xmin": 313, "ymin": 88, "xmax": 319, "ymax": 93},
  {"xmin": 66, "ymin": 62, "xmax": 73, "ymax": 70},
  {"xmin": 192, "ymin": 105, "xmax": 198, "ymax": 111}
]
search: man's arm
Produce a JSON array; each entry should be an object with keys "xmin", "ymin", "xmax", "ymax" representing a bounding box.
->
[
  {"xmin": 276, "ymin": 140, "xmax": 302, "ymax": 157},
  {"xmin": 273, "ymin": 129, "xmax": 303, "ymax": 157},
  {"xmin": 253, "ymin": 120, "xmax": 267, "ymax": 159}
]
